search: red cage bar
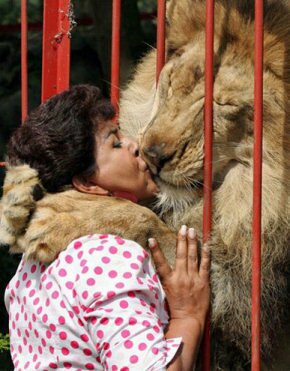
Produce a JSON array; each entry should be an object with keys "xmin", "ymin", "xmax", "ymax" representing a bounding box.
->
[
  {"xmin": 41, "ymin": 0, "xmax": 71, "ymax": 102},
  {"xmin": 0, "ymin": 0, "xmax": 29, "ymax": 168},
  {"xmin": 111, "ymin": 0, "xmax": 121, "ymax": 113},
  {"xmin": 251, "ymin": 0, "xmax": 264, "ymax": 369},
  {"xmin": 21, "ymin": 0, "xmax": 28, "ymax": 122},
  {"xmin": 156, "ymin": 0, "xmax": 166, "ymax": 83},
  {"xmin": 202, "ymin": 0, "xmax": 214, "ymax": 369}
]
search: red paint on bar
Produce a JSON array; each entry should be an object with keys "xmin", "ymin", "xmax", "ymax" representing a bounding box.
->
[
  {"xmin": 251, "ymin": 1, "xmax": 264, "ymax": 370},
  {"xmin": 156, "ymin": 0, "xmax": 166, "ymax": 83},
  {"xmin": 202, "ymin": 0, "xmax": 214, "ymax": 370},
  {"xmin": 111, "ymin": 0, "xmax": 121, "ymax": 113},
  {"xmin": 41, "ymin": 0, "xmax": 71, "ymax": 102},
  {"xmin": 21, "ymin": 0, "xmax": 28, "ymax": 122},
  {"xmin": 0, "ymin": 162, "xmax": 6, "ymax": 167}
]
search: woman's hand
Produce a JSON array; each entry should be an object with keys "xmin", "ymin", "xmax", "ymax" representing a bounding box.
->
[{"xmin": 148, "ymin": 225, "xmax": 210, "ymax": 331}]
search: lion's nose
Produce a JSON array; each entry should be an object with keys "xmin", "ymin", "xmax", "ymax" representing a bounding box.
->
[{"xmin": 143, "ymin": 144, "xmax": 175, "ymax": 172}]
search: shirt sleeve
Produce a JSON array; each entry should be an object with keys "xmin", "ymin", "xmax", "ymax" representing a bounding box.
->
[{"xmin": 75, "ymin": 234, "xmax": 182, "ymax": 370}]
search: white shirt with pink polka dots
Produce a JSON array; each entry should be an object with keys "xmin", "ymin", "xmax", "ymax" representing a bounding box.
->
[{"xmin": 5, "ymin": 234, "xmax": 182, "ymax": 370}]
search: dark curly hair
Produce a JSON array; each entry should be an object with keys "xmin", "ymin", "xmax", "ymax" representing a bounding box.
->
[{"xmin": 7, "ymin": 85, "xmax": 115, "ymax": 192}]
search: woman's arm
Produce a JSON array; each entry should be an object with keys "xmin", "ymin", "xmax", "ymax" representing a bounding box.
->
[
  {"xmin": 149, "ymin": 226, "xmax": 211, "ymax": 370},
  {"xmin": 165, "ymin": 318, "xmax": 202, "ymax": 370}
]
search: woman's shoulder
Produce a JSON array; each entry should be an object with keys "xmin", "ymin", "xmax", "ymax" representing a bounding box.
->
[
  {"xmin": 63, "ymin": 233, "xmax": 148, "ymax": 260},
  {"xmin": 54, "ymin": 234, "xmax": 151, "ymax": 281},
  {"xmin": 53, "ymin": 234, "xmax": 160, "ymax": 308}
]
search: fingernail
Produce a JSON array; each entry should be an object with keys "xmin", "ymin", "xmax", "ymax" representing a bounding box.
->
[
  {"xmin": 203, "ymin": 243, "xmax": 210, "ymax": 252},
  {"xmin": 188, "ymin": 228, "xmax": 196, "ymax": 239},
  {"xmin": 148, "ymin": 238, "xmax": 157, "ymax": 249},
  {"xmin": 180, "ymin": 225, "xmax": 187, "ymax": 237}
]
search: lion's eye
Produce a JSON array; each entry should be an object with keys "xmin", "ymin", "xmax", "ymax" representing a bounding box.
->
[{"xmin": 194, "ymin": 66, "xmax": 203, "ymax": 81}]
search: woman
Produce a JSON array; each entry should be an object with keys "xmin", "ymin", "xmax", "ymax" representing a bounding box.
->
[{"xmin": 4, "ymin": 85, "xmax": 210, "ymax": 370}]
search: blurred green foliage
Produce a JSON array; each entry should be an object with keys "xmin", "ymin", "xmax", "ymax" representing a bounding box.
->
[
  {"xmin": 0, "ymin": 333, "xmax": 10, "ymax": 351},
  {"xmin": 0, "ymin": 0, "xmax": 156, "ymax": 369},
  {"xmin": 0, "ymin": 0, "xmax": 42, "ymax": 24}
]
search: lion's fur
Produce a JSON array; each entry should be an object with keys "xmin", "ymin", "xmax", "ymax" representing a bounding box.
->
[
  {"xmin": 120, "ymin": 0, "xmax": 290, "ymax": 367},
  {"xmin": 0, "ymin": 164, "xmax": 44, "ymax": 247},
  {"xmin": 0, "ymin": 0, "xmax": 289, "ymax": 369}
]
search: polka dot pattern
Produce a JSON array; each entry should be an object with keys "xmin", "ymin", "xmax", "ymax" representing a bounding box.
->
[{"xmin": 5, "ymin": 234, "xmax": 182, "ymax": 370}]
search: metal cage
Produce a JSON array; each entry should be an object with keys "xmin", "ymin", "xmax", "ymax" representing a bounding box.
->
[{"xmin": 14, "ymin": 0, "xmax": 265, "ymax": 369}]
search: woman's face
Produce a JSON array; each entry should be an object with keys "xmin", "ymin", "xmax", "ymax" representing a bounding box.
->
[{"xmin": 90, "ymin": 121, "xmax": 158, "ymax": 200}]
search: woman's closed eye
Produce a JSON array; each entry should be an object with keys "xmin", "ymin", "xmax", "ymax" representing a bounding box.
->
[{"xmin": 113, "ymin": 140, "xmax": 122, "ymax": 148}]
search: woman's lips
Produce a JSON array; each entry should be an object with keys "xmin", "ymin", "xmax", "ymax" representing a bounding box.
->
[
  {"xmin": 138, "ymin": 156, "xmax": 151, "ymax": 173},
  {"xmin": 146, "ymin": 169, "xmax": 159, "ymax": 192},
  {"xmin": 145, "ymin": 169, "xmax": 152, "ymax": 181},
  {"xmin": 140, "ymin": 157, "xmax": 159, "ymax": 191}
]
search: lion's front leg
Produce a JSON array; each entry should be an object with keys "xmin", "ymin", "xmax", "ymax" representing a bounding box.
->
[
  {"xmin": 16, "ymin": 189, "xmax": 177, "ymax": 265},
  {"xmin": 17, "ymin": 205, "xmax": 96, "ymax": 263}
]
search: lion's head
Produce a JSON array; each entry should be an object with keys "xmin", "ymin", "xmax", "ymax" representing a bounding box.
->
[{"xmin": 121, "ymin": 0, "xmax": 289, "ymax": 228}]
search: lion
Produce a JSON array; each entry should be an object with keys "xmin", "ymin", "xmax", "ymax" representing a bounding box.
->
[
  {"xmin": 120, "ymin": 0, "xmax": 290, "ymax": 368},
  {"xmin": 1, "ymin": 0, "xmax": 289, "ymax": 369}
]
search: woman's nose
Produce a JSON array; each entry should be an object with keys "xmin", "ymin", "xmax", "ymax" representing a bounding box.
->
[{"xmin": 123, "ymin": 136, "xmax": 139, "ymax": 157}]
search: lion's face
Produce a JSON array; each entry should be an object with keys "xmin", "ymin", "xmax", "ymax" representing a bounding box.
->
[
  {"xmin": 140, "ymin": 0, "xmax": 289, "ymax": 197},
  {"xmin": 141, "ymin": 43, "xmax": 255, "ymax": 190}
]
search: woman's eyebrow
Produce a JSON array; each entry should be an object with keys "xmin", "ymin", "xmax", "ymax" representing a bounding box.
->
[{"xmin": 105, "ymin": 128, "xmax": 119, "ymax": 139}]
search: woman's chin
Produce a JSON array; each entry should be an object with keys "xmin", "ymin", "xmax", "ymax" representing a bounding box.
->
[
  {"xmin": 144, "ymin": 183, "xmax": 159, "ymax": 200},
  {"xmin": 147, "ymin": 175, "xmax": 159, "ymax": 192}
]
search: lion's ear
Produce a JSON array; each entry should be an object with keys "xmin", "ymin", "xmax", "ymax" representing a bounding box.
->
[{"xmin": 0, "ymin": 163, "xmax": 45, "ymax": 250}]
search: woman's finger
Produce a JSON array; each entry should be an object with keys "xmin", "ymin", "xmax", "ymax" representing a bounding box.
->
[
  {"xmin": 148, "ymin": 238, "xmax": 172, "ymax": 279},
  {"xmin": 175, "ymin": 225, "xmax": 188, "ymax": 272},
  {"xmin": 187, "ymin": 228, "xmax": 198, "ymax": 275},
  {"xmin": 199, "ymin": 243, "xmax": 211, "ymax": 280}
]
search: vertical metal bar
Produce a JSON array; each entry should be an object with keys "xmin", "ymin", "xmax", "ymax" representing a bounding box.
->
[
  {"xmin": 56, "ymin": 0, "xmax": 71, "ymax": 94},
  {"xmin": 21, "ymin": 0, "xmax": 28, "ymax": 122},
  {"xmin": 251, "ymin": 0, "xmax": 264, "ymax": 369},
  {"xmin": 202, "ymin": 0, "xmax": 214, "ymax": 369},
  {"xmin": 156, "ymin": 0, "xmax": 166, "ymax": 83},
  {"xmin": 41, "ymin": 0, "xmax": 71, "ymax": 102},
  {"xmin": 2, "ymin": 0, "xmax": 29, "ymax": 168},
  {"xmin": 111, "ymin": 0, "xmax": 121, "ymax": 113}
]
